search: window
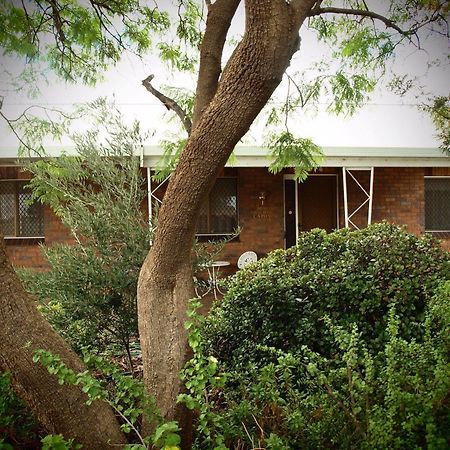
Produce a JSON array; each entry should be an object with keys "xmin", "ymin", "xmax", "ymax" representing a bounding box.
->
[
  {"xmin": 0, "ymin": 181, "xmax": 44, "ymax": 238},
  {"xmin": 197, "ymin": 177, "xmax": 238, "ymax": 235},
  {"xmin": 424, "ymin": 177, "xmax": 450, "ymax": 232}
]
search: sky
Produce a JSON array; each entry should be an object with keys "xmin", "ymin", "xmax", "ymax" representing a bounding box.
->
[{"xmin": 0, "ymin": 2, "xmax": 449, "ymax": 152}]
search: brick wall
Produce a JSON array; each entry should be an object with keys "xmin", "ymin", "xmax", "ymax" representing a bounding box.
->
[
  {"xmin": 2, "ymin": 165, "xmax": 449, "ymax": 270},
  {"xmin": 337, "ymin": 167, "xmax": 427, "ymax": 234},
  {"xmin": 215, "ymin": 166, "xmax": 449, "ymax": 271},
  {"xmin": 371, "ymin": 167, "xmax": 425, "ymax": 235},
  {"xmin": 1, "ymin": 165, "xmax": 74, "ymax": 268},
  {"xmin": 5, "ymin": 206, "xmax": 73, "ymax": 269},
  {"xmin": 218, "ymin": 168, "xmax": 285, "ymax": 270}
]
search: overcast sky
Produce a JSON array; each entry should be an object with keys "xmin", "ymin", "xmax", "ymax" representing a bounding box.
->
[{"xmin": 0, "ymin": 3, "xmax": 448, "ymax": 151}]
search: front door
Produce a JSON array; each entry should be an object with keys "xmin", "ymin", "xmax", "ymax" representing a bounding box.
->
[
  {"xmin": 284, "ymin": 175, "xmax": 338, "ymax": 248},
  {"xmin": 299, "ymin": 175, "xmax": 337, "ymax": 233}
]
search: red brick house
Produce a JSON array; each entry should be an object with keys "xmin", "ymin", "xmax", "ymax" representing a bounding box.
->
[{"xmin": 1, "ymin": 145, "xmax": 449, "ymax": 270}]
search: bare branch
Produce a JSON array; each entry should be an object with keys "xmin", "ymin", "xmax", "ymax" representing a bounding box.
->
[
  {"xmin": 309, "ymin": 6, "xmax": 408, "ymax": 35},
  {"xmin": 142, "ymin": 74, "xmax": 192, "ymax": 135},
  {"xmin": 0, "ymin": 110, "xmax": 39, "ymax": 154}
]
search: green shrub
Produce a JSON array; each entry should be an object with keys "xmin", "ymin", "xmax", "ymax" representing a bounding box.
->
[
  {"xmin": 184, "ymin": 282, "xmax": 450, "ymax": 449},
  {"xmin": 33, "ymin": 350, "xmax": 181, "ymax": 449},
  {"xmin": 203, "ymin": 223, "xmax": 450, "ymax": 370},
  {"xmin": 18, "ymin": 106, "xmax": 152, "ymax": 367},
  {"xmin": 18, "ymin": 102, "xmax": 233, "ymax": 366}
]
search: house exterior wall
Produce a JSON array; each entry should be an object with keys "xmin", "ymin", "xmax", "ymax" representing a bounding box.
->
[
  {"xmin": 372, "ymin": 168, "xmax": 425, "ymax": 235},
  {"xmin": 0, "ymin": 166, "xmax": 74, "ymax": 268},
  {"xmin": 2, "ymin": 165, "xmax": 449, "ymax": 270},
  {"xmin": 5, "ymin": 206, "xmax": 73, "ymax": 269},
  {"xmin": 334, "ymin": 167, "xmax": 449, "ymax": 250},
  {"xmin": 219, "ymin": 168, "xmax": 285, "ymax": 269}
]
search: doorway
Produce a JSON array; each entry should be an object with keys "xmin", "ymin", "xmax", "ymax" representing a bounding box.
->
[{"xmin": 284, "ymin": 174, "xmax": 338, "ymax": 248}]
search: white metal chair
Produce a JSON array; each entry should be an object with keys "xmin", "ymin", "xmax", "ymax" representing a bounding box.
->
[{"xmin": 237, "ymin": 251, "xmax": 258, "ymax": 269}]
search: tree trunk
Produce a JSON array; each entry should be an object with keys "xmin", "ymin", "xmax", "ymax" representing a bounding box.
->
[
  {"xmin": 0, "ymin": 233, "xmax": 127, "ymax": 449},
  {"xmin": 137, "ymin": 0, "xmax": 316, "ymax": 436}
]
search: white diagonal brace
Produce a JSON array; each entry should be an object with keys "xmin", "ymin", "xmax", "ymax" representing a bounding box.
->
[{"xmin": 343, "ymin": 167, "xmax": 374, "ymax": 229}]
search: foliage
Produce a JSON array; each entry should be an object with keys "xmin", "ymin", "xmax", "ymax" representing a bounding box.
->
[
  {"xmin": 41, "ymin": 434, "xmax": 82, "ymax": 450},
  {"xmin": 0, "ymin": 372, "xmax": 40, "ymax": 449},
  {"xmin": 267, "ymin": 131, "xmax": 324, "ymax": 181},
  {"xmin": 18, "ymin": 103, "xmax": 152, "ymax": 363},
  {"xmin": 424, "ymin": 96, "xmax": 450, "ymax": 155},
  {"xmin": 0, "ymin": 0, "xmax": 204, "ymax": 85},
  {"xmin": 184, "ymin": 282, "xmax": 450, "ymax": 449},
  {"xmin": 1, "ymin": 1, "xmax": 449, "ymax": 446},
  {"xmin": 33, "ymin": 350, "xmax": 181, "ymax": 450},
  {"xmin": 178, "ymin": 299, "xmax": 228, "ymax": 450},
  {"xmin": 202, "ymin": 223, "xmax": 450, "ymax": 372},
  {"xmin": 3, "ymin": 1, "xmax": 447, "ymax": 177},
  {"xmin": 153, "ymin": 138, "xmax": 188, "ymax": 183},
  {"xmin": 17, "ymin": 99, "xmax": 233, "ymax": 360}
]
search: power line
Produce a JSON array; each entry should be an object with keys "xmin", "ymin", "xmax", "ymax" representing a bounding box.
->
[{"xmin": 0, "ymin": 101, "xmax": 428, "ymax": 107}]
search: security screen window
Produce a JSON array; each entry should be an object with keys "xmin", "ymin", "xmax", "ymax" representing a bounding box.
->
[
  {"xmin": 197, "ymin": 177, "xmax": 238, "ymax": 236},
  {"xmin": 424, "ymin": 177, "xmax": 450, "ymax": 232},
  {"xmin": 0, "ymin": 181, "xmax": 44, "ymax": 238}
]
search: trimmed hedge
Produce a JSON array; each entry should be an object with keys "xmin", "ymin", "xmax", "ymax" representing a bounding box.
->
[{"xmin": 203, "ymin": 223, "xmax": 450, "ymax": 370}]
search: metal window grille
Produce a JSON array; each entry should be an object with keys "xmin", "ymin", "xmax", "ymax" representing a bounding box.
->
[
  {"xmin": 197, "ymin": 178, "xmax": 238, "ymax": 235},
  {"xmin": 425, "ymin": 177, "xmax": 450, "ymax": 231},
  {"xmin": 0, "ymin": 181, "xmax": 44, "ymax": 237}
]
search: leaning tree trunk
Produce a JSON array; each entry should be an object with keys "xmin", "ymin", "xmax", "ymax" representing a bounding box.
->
[
  {"xmin": 137, "ymin": 0, "xmax": 316, "ymax": 436},
  {"xmin": 0, "ymin": 233, "xmax": 127, "ymax": 449}
]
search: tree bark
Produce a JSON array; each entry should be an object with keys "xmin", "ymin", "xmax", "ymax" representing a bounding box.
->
[
  {"xmin": 192, "ymin": 0, "xmax": 241, "ymax": 127},
  {"xmin": 0, "ymin": 233, "xmax": 127, "ymax": 449},
  {"xmin": 137, "ymin": 0, "xmax": 317, "ymax": 435}
]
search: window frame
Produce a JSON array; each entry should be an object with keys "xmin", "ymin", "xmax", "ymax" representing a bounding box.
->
[
  {"xmin": 0, "ymin": 179, "xmax": 45, "ymax": 239},
  {"xmin": 196, "ymin": 176, "xmax": 239, "ymax": 238},
  {"xmin": 424, "ymin": 175, "xmax": 450, "ymax": 233}
]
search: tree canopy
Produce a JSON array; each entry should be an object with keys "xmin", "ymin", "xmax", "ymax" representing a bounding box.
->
[
  {"xmin": 1, "ymin": 1, "xmax": 448, "ymax": 157},
  {"xmin": 0, "ymin": 1, "xmax": 449, "ymax": 447}
]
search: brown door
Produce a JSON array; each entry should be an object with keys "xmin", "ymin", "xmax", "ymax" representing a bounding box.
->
[
  {"xmin": 284, "ymin": 179, "xmax": 297, "ymax": 248},
  {"xmin": 299, "ymin": 175, "xmax": 337, "ymax": 232}
]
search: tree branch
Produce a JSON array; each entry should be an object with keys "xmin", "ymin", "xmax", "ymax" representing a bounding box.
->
[
  {"xmin": 47, "ymin": 0, "xmax": 67, "ymax": 43},
  {"xmin": 309, "ymin": 6, "xmax": 408, "ymax": 36},
  {"xmin": 192, "ymin": 0, "xmax": 241, "ymax": 127},
  {"xmin": 142, "ymin": 74, "xmax": 192, "ymax": 135}
]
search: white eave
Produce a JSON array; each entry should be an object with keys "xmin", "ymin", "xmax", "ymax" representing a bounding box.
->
[
  {"xmin": 1, "ymin": 145, "xmax": 449, "ymax": 168},
  {"xmin": 142, "ymin": 145, "xmax": 450, "ymax": 168}
]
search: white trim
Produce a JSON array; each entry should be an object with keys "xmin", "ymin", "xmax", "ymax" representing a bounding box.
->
[
  {"xmin": 4, "ymin": 236, "xmax": 45, "ymax": 240},
  {"xmin": 147, "ymin": 167, "xmax": 152, "ymax": 229},
  {"xmin": 140, "ymin": 145, "xmax": 449, "ymax": 168},
  {"xmin": 368, "ymin": 168, "xmax": 374, "ymax": 225},
  {"xmin": 2, "ymin": 145, "xmax": 448, "ymax": 168},
  {"xmin": 342, "ymin": 167, "xmax": 349, "ymax": 228},
  {"xmin": 143, "ymin": 155, "xmax": 450, "ymax": 168},
  {"xmin": 342, "ymin": 167, "xmax": 374, "ymax": 229},
  {"xmin": 284, "ymin": 173, "xmax": 339, "ymax": 244}
]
